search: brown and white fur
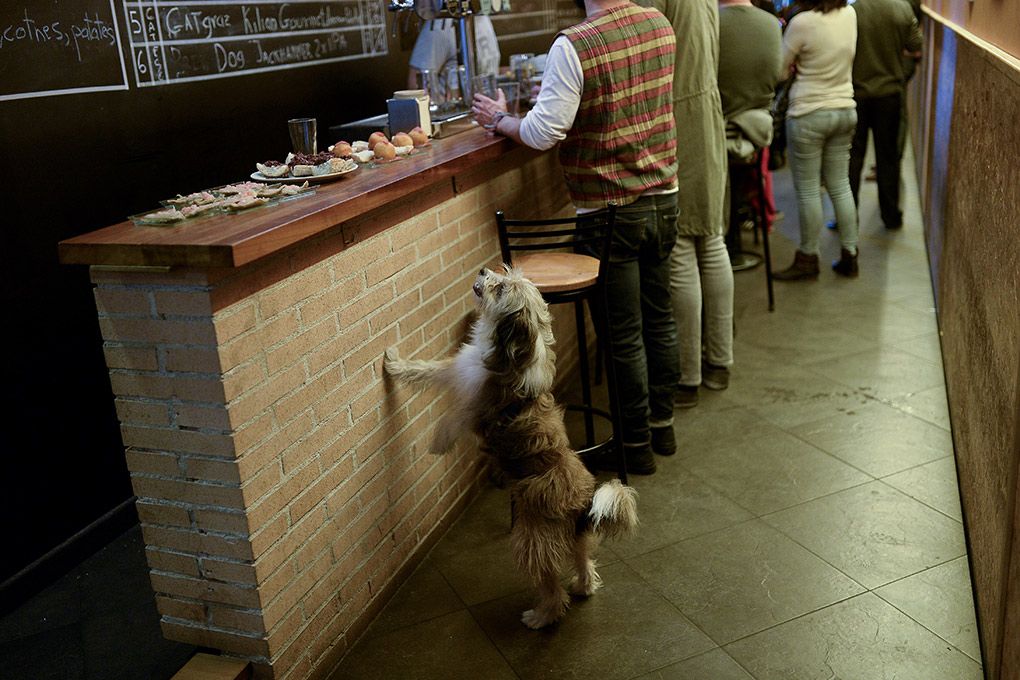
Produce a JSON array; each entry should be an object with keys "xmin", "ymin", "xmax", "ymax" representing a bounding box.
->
[{"xmin": 384, "ymin": 266, "xmax": 638, "ymax": 629}]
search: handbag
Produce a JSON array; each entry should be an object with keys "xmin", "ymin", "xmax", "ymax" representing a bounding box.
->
[
  {"xmin": 770, "ymin": 75, "xmax": 794, "ymax": 137},
  {"xmin": 769, "ymin": 75, "xmax": 794, "ymax": 169}
]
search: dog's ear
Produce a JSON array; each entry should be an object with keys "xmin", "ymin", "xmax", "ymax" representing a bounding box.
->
[{"xmin": 486, "ymin": 308, "xmax": 536, "ymax": 376}]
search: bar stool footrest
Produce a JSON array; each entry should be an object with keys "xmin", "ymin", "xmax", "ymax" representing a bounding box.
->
[{"xmin": 564, "ymin": 403, "xmax": 616, "ymax": 458}]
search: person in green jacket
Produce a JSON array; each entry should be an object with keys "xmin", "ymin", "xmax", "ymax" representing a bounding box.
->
[
  {"xmin": 640, "ymin": 0, "xmax": 734, "ymax": 408},
  {"xmin": 848, "ymin": 0, "xmax": 922, "ymax": 230}
]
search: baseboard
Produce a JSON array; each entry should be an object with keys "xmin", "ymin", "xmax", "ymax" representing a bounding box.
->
[{"xmin": 0, "ymin": 496, "xmax": 138, "ymax": 616}]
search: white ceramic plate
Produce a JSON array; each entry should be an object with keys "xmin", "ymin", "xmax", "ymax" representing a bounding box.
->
[{"xmin": 250, "ymin": 165, "xmax": 358, "ymax": 184}]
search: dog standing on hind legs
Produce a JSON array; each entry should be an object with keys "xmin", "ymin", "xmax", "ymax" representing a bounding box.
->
[{"xmin": 384, "ymin": 266, "xmax": 638, "ymax": 629}]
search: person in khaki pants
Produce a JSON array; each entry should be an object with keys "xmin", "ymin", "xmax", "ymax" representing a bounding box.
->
[{"xmin": 639, "ymin": 0, "xmax": 734, "ymax": 409}]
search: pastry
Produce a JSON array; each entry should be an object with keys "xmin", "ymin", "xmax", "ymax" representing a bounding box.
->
[{"xmin": 256, "ymin": 161, "xmax": 290, "ymax": 178}]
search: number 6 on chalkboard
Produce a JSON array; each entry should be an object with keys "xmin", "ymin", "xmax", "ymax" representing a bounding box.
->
[{"xmin": 135, "ymin": 50, "xmax": 148, "ymax": 76}]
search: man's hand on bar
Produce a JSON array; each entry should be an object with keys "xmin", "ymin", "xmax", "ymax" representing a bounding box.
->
[{"xmin": 472, "ymin": 90, "xmax": 508, "ymax": 134}]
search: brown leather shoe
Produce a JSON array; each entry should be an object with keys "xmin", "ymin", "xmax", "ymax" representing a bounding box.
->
[
  {"xmin": 832, "ymin": 248, "xmax": 859, "ymax": 277},
  {"xmin": 772, "ymin": 251, "xmax": 819, "ymax": 281}
]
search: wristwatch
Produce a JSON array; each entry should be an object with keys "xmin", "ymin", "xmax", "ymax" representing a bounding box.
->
[{"xmin": 488, "ymin": 110, "xmax": 510, "ymax": 132}]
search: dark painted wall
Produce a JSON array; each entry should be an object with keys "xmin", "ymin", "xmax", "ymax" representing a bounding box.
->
[{"xmin": 0, "ymin": 17, "xmax": 557, "ymax": 590}]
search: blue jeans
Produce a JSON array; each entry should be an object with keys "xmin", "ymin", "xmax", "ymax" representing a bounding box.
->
[
  {"xmin": 602, "ymin": 193, "xmax": 680, "ymax": 445},
  {"xmin": 787, "ymin": 107, "xmax": 859, "ymax": 255}
]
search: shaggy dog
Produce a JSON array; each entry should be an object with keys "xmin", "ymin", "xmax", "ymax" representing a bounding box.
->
[{"xmin": 384, "ymin": 266, "xmax": 638, "ymax": 629}]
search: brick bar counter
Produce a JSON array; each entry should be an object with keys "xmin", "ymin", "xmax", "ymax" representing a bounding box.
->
[{"xmin": 58, "ymin": 129, "xmax": 577, "ymax": 679}]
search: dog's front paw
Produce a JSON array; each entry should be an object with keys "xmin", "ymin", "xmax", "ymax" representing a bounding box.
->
[
  {"xmin": 383, "ymin": 347, "xmax": 402, "ymax": 375},
  {"xmin": 521, "ymin": 608, "xmax": 557, "ymax": 630},
  {"xmin": 568, "ymin": 570, "xmax": 602, "ymax": 598}
]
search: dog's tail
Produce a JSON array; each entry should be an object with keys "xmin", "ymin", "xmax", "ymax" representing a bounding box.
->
[{"xmin": 588, "ymin": 480, "xmax": 638, "ymax": 539}]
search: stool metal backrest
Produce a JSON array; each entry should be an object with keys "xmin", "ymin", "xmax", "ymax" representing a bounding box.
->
[
  {"xmin": 495, "ymin": 205, "xmax": 617, "ymax": 299},
  {"xmin": 493, "ymin": 204, "xmax": 626, "ymax": 482}
]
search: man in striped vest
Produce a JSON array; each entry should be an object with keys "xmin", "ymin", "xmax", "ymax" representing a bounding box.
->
[{"xmin": 473, "ymin": 0, "xmax": 680, "ymax": 475}]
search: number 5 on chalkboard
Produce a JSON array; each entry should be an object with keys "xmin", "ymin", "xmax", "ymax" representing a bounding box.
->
[{"xmin": 127, "ymin": 9, "xmax": 143, "ymax": 37}]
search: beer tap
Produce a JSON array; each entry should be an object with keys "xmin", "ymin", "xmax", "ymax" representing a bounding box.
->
[{"xmin": 387, "ymin": 0, "xmax": 415, "ymax": 39}]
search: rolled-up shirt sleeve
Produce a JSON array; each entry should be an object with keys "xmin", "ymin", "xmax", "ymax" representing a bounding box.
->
[{"xmin": 518, "ymin": 35, "xmax": 583, "ymax": 151}]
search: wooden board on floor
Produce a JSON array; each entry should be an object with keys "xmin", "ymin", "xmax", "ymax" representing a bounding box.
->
[{"xmin": 171, "ymin": 653, "xmax": 251, "ymax": 680}]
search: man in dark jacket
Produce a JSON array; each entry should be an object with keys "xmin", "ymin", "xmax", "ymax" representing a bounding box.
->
[{"xmin": 849, "ymin": 0, "xmax": 922, "ymax": 230}]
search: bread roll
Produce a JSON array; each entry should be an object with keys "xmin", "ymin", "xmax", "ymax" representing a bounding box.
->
[
  {"xmin": 409, "ymin": 127, "xmax": 429, "ymax": 147},
  {"xmin": 374, "ymin": 142, "xmax": 396, "ymax": 160}
]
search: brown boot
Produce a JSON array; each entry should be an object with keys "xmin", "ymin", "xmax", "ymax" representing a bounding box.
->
[
  {"xmin": 832, "ymin": 248, "xmax": 859, "ymax": 277},
  {"xmin": 773, "ymin": 251, "xmax": 819, "ymax": 281}
]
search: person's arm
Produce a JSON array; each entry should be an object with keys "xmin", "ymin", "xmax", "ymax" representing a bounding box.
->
[
  {"xmin": 493, "ymin": 114, "xmax": 524, "ymax": 144},
  {"xmin": 516, "ymin": 36, "xmax": 582, "ymax": 150},
  {"xmin": 472, "ymin": 35, "xmax": 582, "ymax": 150},
  {"xmin": 904, "ymin": 16, "xmax": 923, "ymax": 59},
  {"xmin": 771, "ymin": 19, "xmax": 786, "ymax": 87},
  {"xmin": 780, "ymin": 14, "xmax": 803, "ymax": 77}
]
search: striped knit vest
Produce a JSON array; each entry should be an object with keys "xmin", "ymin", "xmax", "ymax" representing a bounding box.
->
[{"xmin": 558, "ymin": 4, "xmax": 678, "ymax": 209}]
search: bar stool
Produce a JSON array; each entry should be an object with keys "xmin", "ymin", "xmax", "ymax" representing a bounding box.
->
[
  {"xmin": 726, "ymin": 148, "xmax": 776, "ymax": 311},
  {"xmin": 494, "ymin": 204, "xmax": 627, "ymax": 483}
]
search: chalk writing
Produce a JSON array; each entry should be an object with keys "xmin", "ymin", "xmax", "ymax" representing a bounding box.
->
[
  {"xmin": 123, "ymin": 0, "xmax": 388, "ymax": 86},
  {"xmin": 0, "ymin": 0, "xmax": 128, "ymax": 100}
]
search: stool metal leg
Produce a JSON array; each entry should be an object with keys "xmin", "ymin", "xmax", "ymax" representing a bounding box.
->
[
  {"xmin": 574, "ymin": 300, "xmax": 595, "ymax": 447},
  {"xmin": 595, "ymin": 285, "xmax": 627, "ymax": 485},
  {"xmin": 757, "ymin": 159, "xmax": 776, "ymax": 312}
]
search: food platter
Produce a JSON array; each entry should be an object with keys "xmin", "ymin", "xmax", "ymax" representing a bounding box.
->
[
  {"xmin": 251, "ymin": 165, "xmax": 358, "ymax": 184},
  {"xmin": 130, "ymin": 181, "xmax": 315, "ymax": 226}
]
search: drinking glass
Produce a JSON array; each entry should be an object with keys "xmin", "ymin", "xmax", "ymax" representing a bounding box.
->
[
  {"xmin": 288, "ymin": 118, "xmax": 317, "ymax": 155},
  {"xmin": 415, "ymin": 69, "xmax": 440, "ymax": 113},
  {"xmin": 509, "ymin": 53, "xmax": 535, "ymax": 83},
  {"xmin": 444, "ymin": 63, "xmax": 465, "ymax": 109},
  {"xmin": 471, "ymin": 73, "xmax": 497, "ymax": 101},
  {"xmin": 498, "ymin": 82, "xmax": 522, "ymax": 116}
]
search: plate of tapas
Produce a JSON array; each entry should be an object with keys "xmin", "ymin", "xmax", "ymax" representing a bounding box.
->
[{"xmin": 252, "ymin": 154, "xmax": 358, "ymax": 183}]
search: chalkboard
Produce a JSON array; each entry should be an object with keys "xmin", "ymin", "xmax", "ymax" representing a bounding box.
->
[
  {"xmin": 0, "ymin": 0, "xmax": 129, "ymax": 101},
  {"xmin": 0, "ymin": 0, "xmax": 390, "ymax": 100},
  {"xmin": 489, "ymin": 0, "xmax": 581, "ymax": 41},
  {"xmin": 0, "ymin": 0, "xmax": 575, "ymax": 101},
  {"xmin": 122, "ymin": 0, "xmax": 388, "ymax": 86}
]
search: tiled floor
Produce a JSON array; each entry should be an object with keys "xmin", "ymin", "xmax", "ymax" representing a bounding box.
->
[
  {"xmin": 0, "ymin": 528, "xmax": 195, "ymax": 680},
  {"xmin": 333, "ymin": 150, "xmax": 983, "ymax": 680}
]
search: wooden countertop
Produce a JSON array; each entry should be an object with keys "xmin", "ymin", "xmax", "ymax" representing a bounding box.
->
[{"xmin": 58, "ymin": 128, "xmax": 523, "ymax": 269}]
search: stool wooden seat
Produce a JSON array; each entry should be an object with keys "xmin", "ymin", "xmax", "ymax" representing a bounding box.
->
[
  {"xmin": 514, "ymin": 252, "xmax": 601, "ymax": 293},
  {"xmin": 495, "ymin": 205, "xmax": 626, "ymax": 482}
]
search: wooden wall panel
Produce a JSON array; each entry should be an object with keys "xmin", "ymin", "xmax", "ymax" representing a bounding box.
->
[
  {"xmin": 924, "ymin": 0, "xmax": 1020, "ymax": 59},
  {"xmin": 917, "ymin": 20, "xmax": 1020, "ymax": 677}
]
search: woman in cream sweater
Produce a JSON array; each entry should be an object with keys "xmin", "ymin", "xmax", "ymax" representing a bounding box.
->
[{"xmin": 773, "ymin": 0, "xmax": 860, "ymax": 280}]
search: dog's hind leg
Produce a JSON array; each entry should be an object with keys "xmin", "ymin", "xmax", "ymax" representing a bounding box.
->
[
  {"xmin": 521, "ymin": 569, "xmax": 569, "ymax": 630},
  {"xmin": 568, "ymin": 531, "xmax": 602, "ymax": 598}
]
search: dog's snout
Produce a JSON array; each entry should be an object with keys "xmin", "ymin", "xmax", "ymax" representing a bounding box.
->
[{"xmin": 479, "ymin": 268, "xmax": 486, "ymax": 276}]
